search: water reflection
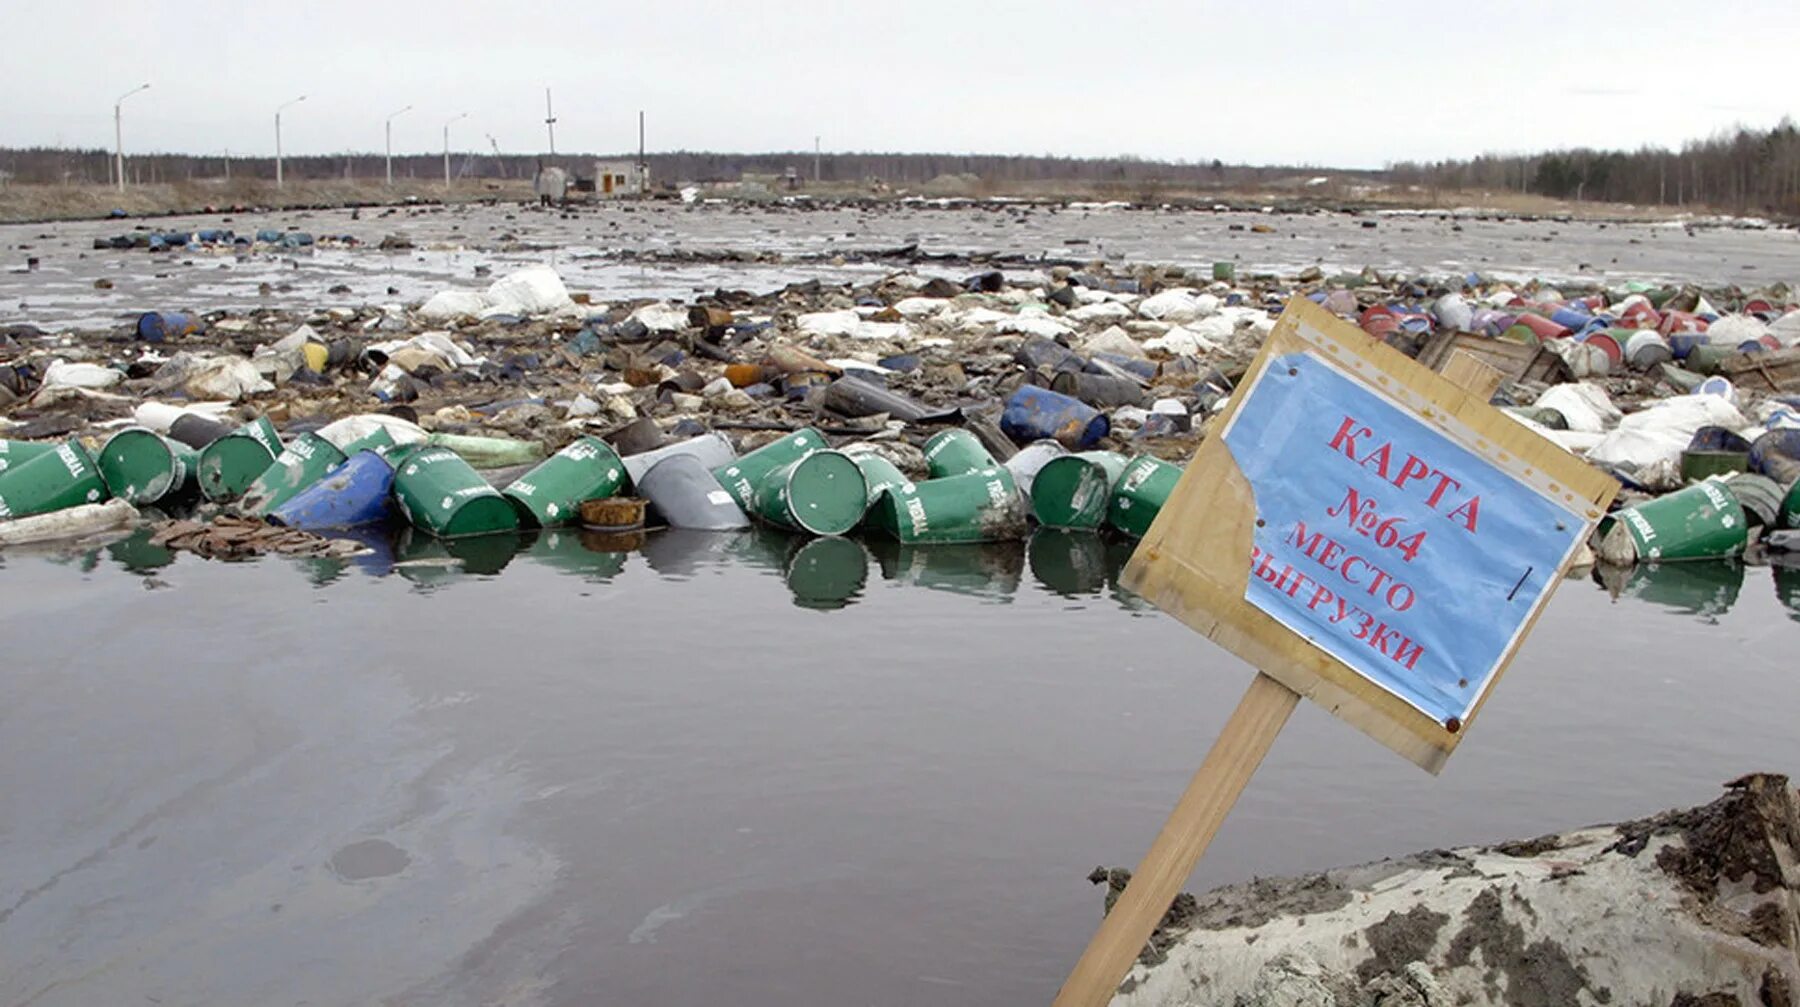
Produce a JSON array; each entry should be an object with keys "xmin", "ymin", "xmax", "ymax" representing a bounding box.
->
[
  {"xmin": 1774, "ymin": 557, "xmax": 1800, "ymax": 623},
  {"xmin": 394, "ymin": 527, "xmax": 524, "ymax": 588},
  {"xmin": 784, "ymin": 536, "xmax": 869, "ymax": 611},
  {"xmin": 867, "ymin": 538, "xmax": 1024, "ymax": 602},
  {"xmin": 1028, "ymin": 529, "xmax": 1109, "ymax": 597},
  {"xmin": 522, "ymin": 527, "xmax": 631, "ymax": 583},
  {"xmin": 1596, "ymin": 559, "xmax": 1745, "ymax": 621},
  {"xmin": 62, "ymin": 521, "xmax": 1162, "ymax": 612},
  {"xmin": 106, "ymin": 527, "xmax": 177, "ymax": 574}
]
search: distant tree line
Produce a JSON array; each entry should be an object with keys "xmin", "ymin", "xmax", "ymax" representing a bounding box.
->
[
  {"xmin": 1388, "ymin": 120, "xmax": 1800, "ymax": 215},
  {"xmin": 0, "ymin": 145, "xmax": 1370, "ymax": 190}
]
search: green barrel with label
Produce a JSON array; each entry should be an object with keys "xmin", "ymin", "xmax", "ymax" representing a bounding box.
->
[
  {"xmin": 196, "ymin": 417, "xmax": 282, "ymax": 502},
  {"xmin": 869, "ymin": 465, "xmax": 1028, "ymax": 544},
  {"xmin": 1780, "ymin": 479, "xmax": 1800, "ymax": 530},
  {"xmin": 502, "ymin": 436, "xmax": 625, "ymax": 528},
  {"xmin": 0, "ymin": 439, "xmax": 109, "ymax": 519},
  {"xmin": 750, "ymin": 450, "xmax": 868, "ymax": 536},
  {"xmin": 238, "ymin": 432, "xmax": 347, "ymax": 516},
  {"xmin": 923, "ymin": 428, "xmax": 997, "ymax": 479},
  {"xmin": 334, "ymin": 425, "xmax": 396, "ymax": 458},
  {"xmin": 0, "ymin": 439, "xmax": 59, "ymax": 476},
  {"xmin": 712, "ymin": 428, "xmax": 827, "ymax": 510},
  {"xmin": 96, "ymin": 428, "xmax": 198, "ymax": 505},
  {"xmin": 1596, "ymin": 479, "xmax": 1746, "ymax": 563},
  {"xmin": 392, "ymin": 445, "xmax": 521, "ymax": 538},
  {"xmin": 1106, "ymin": 455, "xmax": 1183, "ymax": 539},
  {"xmin": 1030, "ymin": 450, "xmax": 1128, "ymax": 530},
  {"xmin": 851, "ymin": 453, "xmax": 909, "ymax": 506}
]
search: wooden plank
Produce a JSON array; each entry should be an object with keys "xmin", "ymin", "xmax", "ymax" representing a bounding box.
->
[
  {"xmin": 1050, "ymin": 672, "xmax": 1299, "ymax": 1007},
  {"xmin": 1122, "ymin": 298, "xmax": 1616, "ymax": 771},
  {"xmin": 1718, "ymin": 348, "xmax": 1800, "ymax": 392},
  {"xmin": 1437, "ymin": 349, "xmax": 1504, "ymax": 402}
]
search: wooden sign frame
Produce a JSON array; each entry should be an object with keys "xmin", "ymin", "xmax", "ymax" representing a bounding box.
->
[
  {"xmin": 1052, "ymin": 298, "xmax": 1617, "ymax": 1007},
  {"xmin": 1123, "ymin": 297, "xmax": 1615, "ymax": 772}
]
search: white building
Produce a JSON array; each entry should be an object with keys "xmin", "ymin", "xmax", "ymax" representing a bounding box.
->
[{"xmin": 592, "ymin": 161, "xmax": 650, "ymax": 198}]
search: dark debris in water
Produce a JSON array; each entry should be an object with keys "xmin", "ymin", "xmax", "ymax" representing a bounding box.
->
[{"xmin": 149, "ymin": 516, "xmax": 366, "ymax": 561}]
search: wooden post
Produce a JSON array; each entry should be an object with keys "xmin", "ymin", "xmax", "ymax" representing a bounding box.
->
[{"xmin": 1052, "ymin": 672, "xmax": 1299, "ymax": 1007}]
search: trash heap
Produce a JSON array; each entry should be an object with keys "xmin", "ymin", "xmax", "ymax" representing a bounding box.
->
[
  {"xmin": 90, "ymin": 228, "xmax": 344, "ymax": 252},
  {"xmin": 1, "ymin": 260, "xmax": 1797, "ymax": 570}
]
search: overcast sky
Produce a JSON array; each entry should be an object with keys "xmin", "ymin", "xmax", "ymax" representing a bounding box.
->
[{"xmin": 5, "ymin": 0, "xmax": 1796, "ymax": 169}]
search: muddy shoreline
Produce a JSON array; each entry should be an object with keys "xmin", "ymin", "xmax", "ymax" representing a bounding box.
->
[{"xmin": 1103, "ymin": 775, "xmax": 1800, "ymax": 1006}]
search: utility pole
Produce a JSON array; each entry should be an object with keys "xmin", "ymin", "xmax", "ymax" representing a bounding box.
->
[
  {"xmin": 385, "ymin": 105, "xmax": 412, "ymax": 186},
  {"xmin": 114, "ymin": 83, "xmax": 150, "ymax": 192},
  {"xmin": 275, "ymin": 95, "xmax": 307, "ymax": 188},
  {"xmin": 544, "ymin": 88, "xmax": 557, "ymax": 155},
  {"xmin": 814, "ymin": 135, "xmax": 821, "ymax": 183},
  {"xmin": 443, "ymin": 112, "xmax": 469, "ymax": 193},
  {"xmin": 638, "ymin": 110, "xmax": 646, "ymax": 196}
]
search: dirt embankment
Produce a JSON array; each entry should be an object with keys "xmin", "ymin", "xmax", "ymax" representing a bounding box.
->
[
  {"xmin": 0, "ymin": 176, "xmax": 1733, "ymax": 226},
  {"xmin": 0, "ymin": 179, "xmax": 533, "ymax": 225},
  {"xmin": 1099, "ymin": 774, "xmax": 1800, "ymax": 1006}
]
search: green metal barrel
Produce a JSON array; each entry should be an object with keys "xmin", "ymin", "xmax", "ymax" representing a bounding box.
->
[
  {"xmin": 750, "ymin": 449, "xmax": 868, "ymax": 536},
  {"xmin": 0, "ymin": 439, "xmax": 109, "ymax": 519},
  {"xmin": 392, "ymin": 445, "xmax": 521, "ymax": 538},
  {"xmin": 1106, "ymin": 455, "xmax": 1183, "ymax": 539},
  {"xmin": 851, "ymin": 453, "xmax": 909, "ymax": 506},
  {"xmin": 502, "ymin": 436, "xmax": 625, "ymax": 528},
  {"xmin": 335, "ymin": 426, "xmax": 396, "ymax": 457},
  {"xmin": 239, "ymin": 432, "xmax": 347, "ymax": 517},
  {"xmin": 923, "ymin": 428, "xmax": 997, "ymax": 479},
  {"xmin": 1780, "ymin": 479, "xmax": 1800, "ymax": 530},
  {"xmin": 196, "ymin": 417, "xmax": 282, "ymax": 502},
  {"xmin": 1683, "ymin": 344, "xmax": 1735, "ymax": 376},
  {"xmin": 1030, "ymin": 450, "xmax": 1128, "ymax": 529},
  {"xmin": 712, "ymin": 428, "xmax": 827, "ymax": 509},
  {"xmin": 869, "ymin": 465, "xmax": 1028, "ymax": 544},
  {"xmin": 1598, "ymin": 479, "xmax": 1747, "ymax": 562},
  {"xmin": 0, "ymin": 439, "xmax": 58, "ymax": 476},
  {"xmin": 96, "ymin": 428, "xmax": 197, "ymax": 505}
]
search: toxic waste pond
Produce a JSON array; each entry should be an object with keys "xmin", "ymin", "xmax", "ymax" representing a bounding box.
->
[{"xmin": 1, "ymin": 530, "xmax": 1797, "ymax": 1006}]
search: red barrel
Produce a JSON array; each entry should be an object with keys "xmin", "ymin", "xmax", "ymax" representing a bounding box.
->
[
  {"xmin": 1659, "ymin": 310, "xmax": 1707, "ymax": 336},
  {"xmin": 1583, "ymin": 330, "xmax": 1624, "ymax": 367},
  {"xmin": 1513, "ymin": 312, "xmax": 1571, "ymax": 341},
  {"xmin": 1359, "ymin": 306, "xmax": 1398, "ymax": 339},
  {"xmin": 1619, "ymin": 301, "xmax": 1662, "ymax": 330}
]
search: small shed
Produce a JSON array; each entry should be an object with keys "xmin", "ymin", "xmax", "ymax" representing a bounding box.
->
[{"xmin": 592, "ymin": 161, "xmax": 649, "ymax": 198}]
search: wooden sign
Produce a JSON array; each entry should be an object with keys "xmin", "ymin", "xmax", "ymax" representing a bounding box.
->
[{"xmin": 1052, "ymin": 296, "xmax": 1617, "ymax": 1006}]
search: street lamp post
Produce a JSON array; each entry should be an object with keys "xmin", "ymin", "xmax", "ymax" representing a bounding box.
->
[
  {"xmin": 385, "ymin": 105, "xmax": 412, "ymax": 186},
  {"xmin": 114, "ymin": 83, "xmax": 150, "ymax": 192},
  {"xmin": 443, "ymin": 112, "xmax": 468, "ymax": 193},
  {"xmin": 275, "ymin": 95, "xmax": 307, "ymax": 189}
]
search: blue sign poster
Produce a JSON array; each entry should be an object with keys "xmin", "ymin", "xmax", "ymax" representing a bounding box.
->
[{"xmin": 1220, "ymin": 352, "xmax": 1586, "ymax": 726}]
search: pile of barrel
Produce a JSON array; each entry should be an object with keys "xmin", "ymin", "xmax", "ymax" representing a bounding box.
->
[{"xmin": 0, "ymin": 406, "xmax": 1184, "ymax": 551}]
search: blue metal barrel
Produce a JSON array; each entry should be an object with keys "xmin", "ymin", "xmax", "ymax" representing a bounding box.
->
[
  {"xmin": 267, "ymin": 450, "xmax": 396, "ymax": 529},
  {"xmin": 1000, "ymin": 385, "xmax": 1110, "ymax": 450}
]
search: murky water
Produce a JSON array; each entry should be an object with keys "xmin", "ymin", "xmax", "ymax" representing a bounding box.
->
[
  {"xmin": 1, "ymin": 526, "xmax": 1796, "ymax": 1006},
  {"xmin": 4, "ymin": 202, "xmax": 1797, "ymax": 331}
]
